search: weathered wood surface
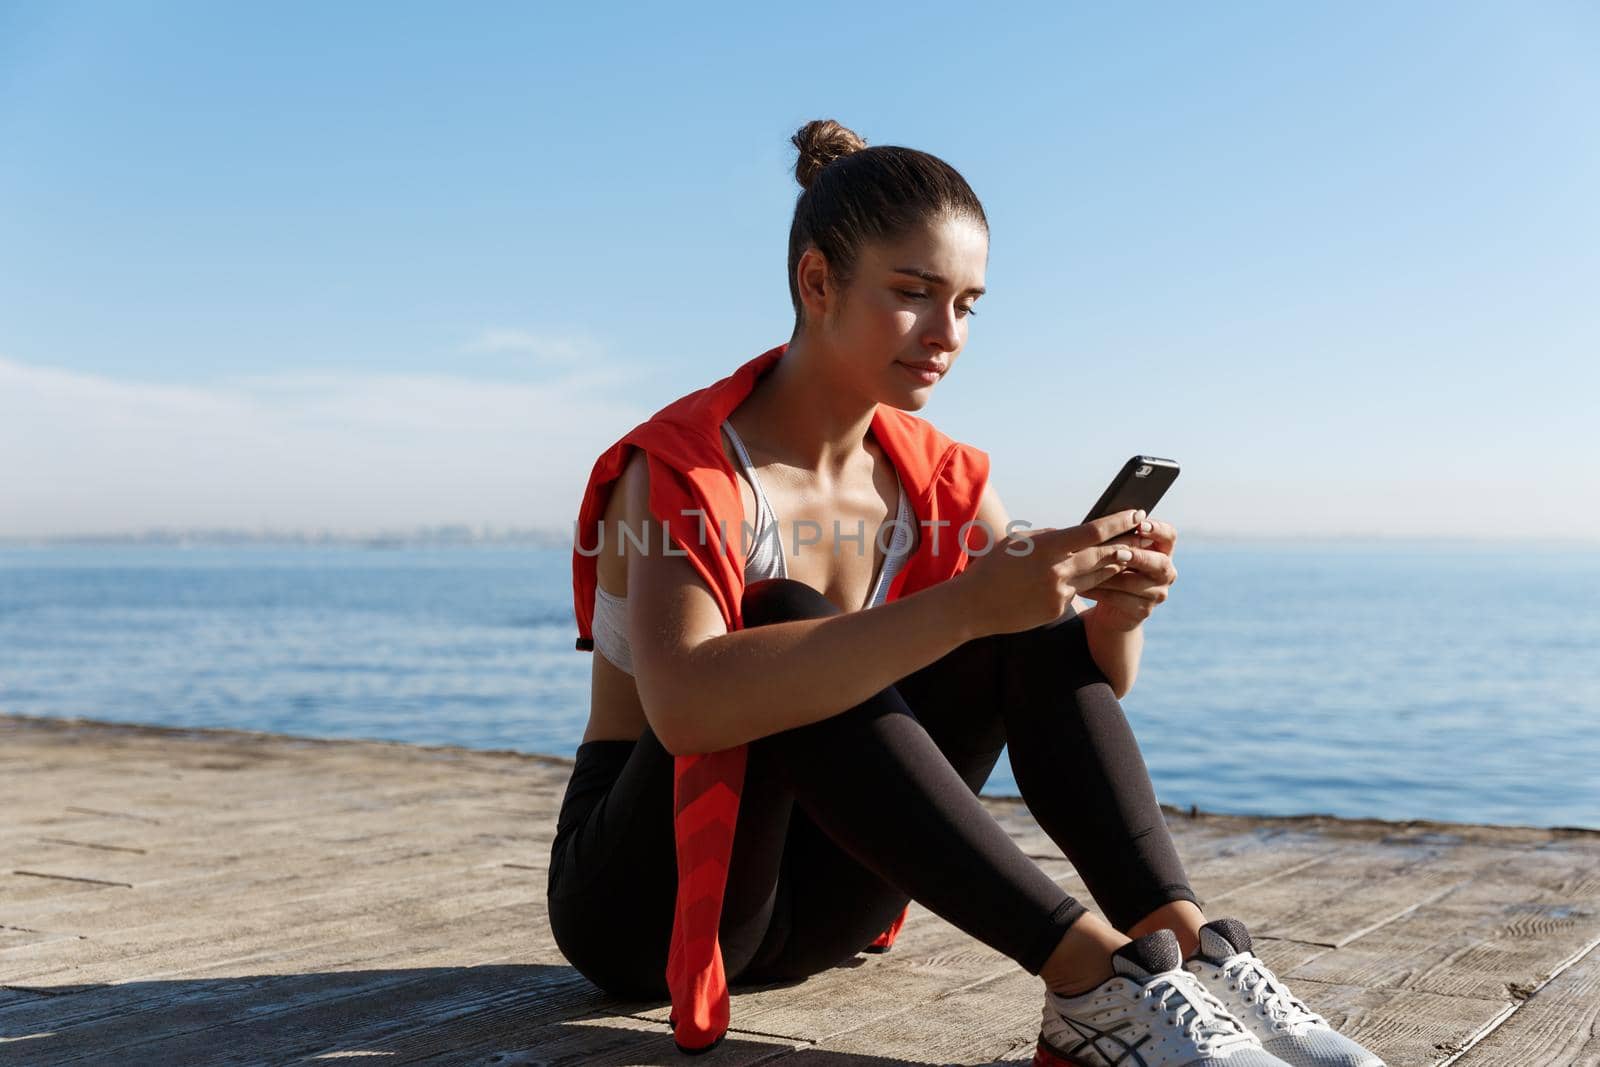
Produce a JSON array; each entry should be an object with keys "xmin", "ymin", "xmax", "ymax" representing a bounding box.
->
[{"xmin": 1, "ymin": 712, "xmax": 1595, "ymax": 1066}]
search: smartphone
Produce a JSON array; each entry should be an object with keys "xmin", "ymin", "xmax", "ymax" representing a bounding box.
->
[{"xmin": 1082, "ymin": 455, "xmax": 1180, "ymax": 526}]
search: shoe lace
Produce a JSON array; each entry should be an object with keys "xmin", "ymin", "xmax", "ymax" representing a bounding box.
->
[
  {"xmin": 1142, "ymin": 972, "xmax": 1255, "ymax": 1053},
  {"xmin": 1218, "ymin": 954, "xmax": 1328, "ymax": 1031}
]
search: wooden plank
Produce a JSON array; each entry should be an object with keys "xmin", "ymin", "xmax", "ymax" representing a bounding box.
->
[
  {"xmin": 0, "ymin": 924, "xmax": 87, "ymax": 952},
  {"xmin": 3, "ymin": 892, "xmax": 557, "ymax": 1019},
  {"xmin": 0, "ymin": 848, "xmax": 538, "ymax": 942},
  {"xmin": 0, "ymin": 873, "xmax": 120, "ymax": 908},
  {"xmin": 6, "ymin": 904, "xmax": 578, "ymax": 1063},
  {"xmin": 1285, "ymin": 898, "xmax": 1600, "ymax": 1002},
  {"xmin": 0, "ymin": 803, "xmax": 544, "ymax": 867},
  {"xmin": 1206, "ymin": 838, "xmax": 1469, "ymax": 946},
  {"xmin": 392, "ymin": 1010, "xmax": 799, "ymax": 1067},
  {"xmin": 2, "ymin": 816, "xmax": 553, "ymax": 930},
  {"xmin": 773, "ymin": 967, "xmax": 1041, "ymax": 1065},
  {"xmin": 1000, "ymin": 813, "xmax": 1365, "ymax": 903},
  {"xmin": 1277, "ymin": 978, "xmax": 1512, "ymax": 1067},
  {"xmin": 2, "ymin": 819, "xmax": 546, "ymax": 903},
  {"xmin": 4, "ymin": 899, "xmax": 774, "ymax": 1064},
  {"xmin": 1450, "ymin": 940, "xmax": 1600, "ymax": 1066},
  {"xmin": 0, "ymin": 864, "xmax": 539, "ymax": 986},
  {"xmin": 4, "ymin": 713, "xmax": 1597, "ymax": 1067},
  {"xmin": 2, "ymin": 793, "xmax": 557, "ymax": 859}
]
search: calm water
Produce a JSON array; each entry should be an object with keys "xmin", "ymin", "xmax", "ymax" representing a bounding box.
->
[{"xmin": 2, "ymin": 543, "xmax": 1596, "ymax": 829}]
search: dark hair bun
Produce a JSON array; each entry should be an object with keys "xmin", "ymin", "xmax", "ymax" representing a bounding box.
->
[{"xmin": 791, "ymin": 119, "xmax": 867, "ymax": 190}]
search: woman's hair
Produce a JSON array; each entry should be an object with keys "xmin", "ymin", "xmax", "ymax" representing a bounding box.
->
[{"xmin": 786, "ymin": 119, "xmax": 987, "ymax": 330}]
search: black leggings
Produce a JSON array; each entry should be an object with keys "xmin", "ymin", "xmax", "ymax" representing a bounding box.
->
[{"xmin": 546, "ymin": 578, "xmax": 1200, "ymax": 999}]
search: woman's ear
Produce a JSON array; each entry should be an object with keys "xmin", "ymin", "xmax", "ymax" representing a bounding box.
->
[{"xmin": 795, "ymin": 246, "xmax": 834, "ymax": 327}]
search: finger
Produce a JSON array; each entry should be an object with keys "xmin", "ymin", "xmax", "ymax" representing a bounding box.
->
[
  {"xmin": 1119, "ymin": 516, "xmax": 1174, "ymax": 553},
  {"xmin": 1101, "ymin": 530, "xmax": 1157, "ymax": 550},
  {"xmin": 1144, "ymin": 519, "xmax": 1177, "ymax": 551},
  {"xmin": 1104, "ymin": 507, "xmax": 1147, "ymax": 544},
  {"xmin": 1069, "ymin": 546, "xmax": 1136, "ymax": 590},
  {"xmin": 1078, "ymin": 508, "xmax": 1147, "ymax": 547},
  {"xmin": 1036, "ymin": 508, "xmax": 1146, "ymax": 557},
  {"xmin": 1026, "ymin": 524, "xmax": 1099, "ymax": 557},
  {"xmin": 1119, "ymin": 547, "xmax": 1177, "ymax": 580}
]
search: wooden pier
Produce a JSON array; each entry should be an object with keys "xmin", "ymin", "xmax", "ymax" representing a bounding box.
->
[{"xmin": 2, "ymin": 713, "xmax": 1596, "ymax": 1065}]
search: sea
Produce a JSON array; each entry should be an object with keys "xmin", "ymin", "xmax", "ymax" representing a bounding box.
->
[{"xmin": 2, "ymin": 542, "xmax": 1596, "ymax": 830}]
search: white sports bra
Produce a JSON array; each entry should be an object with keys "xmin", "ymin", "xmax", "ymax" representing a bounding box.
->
[{"xmin": 590, "ymin": 419, "xmax": 913, "ymax": 676}]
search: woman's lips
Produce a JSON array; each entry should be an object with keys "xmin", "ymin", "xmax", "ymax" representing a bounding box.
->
[{"xmin": 898, "ymin": 362, "xmax": 943, "ymax": 384}]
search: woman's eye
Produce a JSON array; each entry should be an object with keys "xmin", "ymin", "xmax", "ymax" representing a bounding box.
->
[{"xmin": 898, "ymin": 289, "xmax": 976, "ymax": 316}]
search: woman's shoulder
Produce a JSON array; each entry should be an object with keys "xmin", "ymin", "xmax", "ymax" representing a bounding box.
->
[
  {"xmin": 872, "ymin": 406, "xmax": 990, "ymax": 484},
  {"xmin": 874, "ymin": 405, "xmax": 983, "ymax": 452}
]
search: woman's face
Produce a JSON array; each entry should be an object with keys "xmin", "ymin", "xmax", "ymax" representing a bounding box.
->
[{"xmin": 812, "ymin": 214, "xmax": 988, "ymax": 411}]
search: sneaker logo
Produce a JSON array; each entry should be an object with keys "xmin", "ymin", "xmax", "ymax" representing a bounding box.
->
[{"xmin": 1049, "ymin": 1016, "xmax": 1153, "ymax": 1067}]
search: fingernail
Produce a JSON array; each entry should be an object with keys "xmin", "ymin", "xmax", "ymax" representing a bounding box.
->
[
  {"xmin": 1116, "ymin": 548, "xmax": 1132, "ymax": 560},
  {"xmin": 1139, "ymin": 520, "xmax": 1152, "ymax": 533},
  {"xmin": 1139, "ymin": 538, "xmax": 1154, "ymax": 548}
]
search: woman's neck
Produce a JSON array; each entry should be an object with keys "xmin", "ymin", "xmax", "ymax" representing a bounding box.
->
[{"xmin": 734, "ymin": 335, "xmax": 878, "ymax": 485}]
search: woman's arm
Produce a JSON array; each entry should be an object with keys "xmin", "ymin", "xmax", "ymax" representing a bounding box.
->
[
  {"xmin": 1083, "ymin": 617, "xmax": 1143, "ymax": 700},
  {"xmin": 974, "ymin": 481, "xmax": 1142, "ymax": 699},
  {"xmin": 620, "ymin": 451, "xmax": 982, "ymax": 757}
]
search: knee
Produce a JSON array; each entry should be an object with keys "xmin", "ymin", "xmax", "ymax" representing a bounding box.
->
[
  {"xmin": 1009, "ymin": 610, "xmax": 1112, "ymax": 692},
  {"xmin": 741, "ymin": 577, "xmax": 839, "ymax": 628}
]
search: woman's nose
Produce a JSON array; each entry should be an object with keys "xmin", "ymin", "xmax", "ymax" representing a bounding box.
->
[{"xmin": 926, "ymin": 304, "xmax": 961, "ymax": 351}]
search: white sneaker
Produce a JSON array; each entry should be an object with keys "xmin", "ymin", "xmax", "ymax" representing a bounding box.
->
[
  {"xmin": 1184, "ymin": 918, "xmax": 1386, "ymax": 1067},
  {"xmin": 1034, "ymin": 928, "xmax": 1292, "ymax": 1066}
]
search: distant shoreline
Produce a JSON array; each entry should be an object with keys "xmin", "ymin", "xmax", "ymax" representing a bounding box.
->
[
  {"xmin": 2, "ymin": 530, "xmax": 1596, "ymax": 549},
  {"xmin": 0, "ymin": 527, "xmax": 573, "ymax": 549}
]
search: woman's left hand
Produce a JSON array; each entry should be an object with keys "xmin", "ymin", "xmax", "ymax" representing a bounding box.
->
[{"xmin": 1080, "ymin": 518, "xmax": 1178, "ymax": 632}]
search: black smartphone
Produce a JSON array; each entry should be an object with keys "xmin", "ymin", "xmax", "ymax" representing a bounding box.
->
[{"xmin": 1082, "ymin": 455, "xmax": 1180, "ymax": 526}]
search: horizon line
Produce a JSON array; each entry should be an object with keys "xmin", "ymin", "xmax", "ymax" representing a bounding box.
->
[{"xmin": 2, "ymin": 525, "xmax": 1598, "ymax": 548}]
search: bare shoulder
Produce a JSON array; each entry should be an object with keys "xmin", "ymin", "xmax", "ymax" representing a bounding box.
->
[
  {"xmin": 623, "ymin": 450, "xmax": 730, "ymax": 676},
  {"xmin": 974, "ymin": 480, "xmax": 1008, "ymax": 539},
  {"xmin": 596, "ymin": 449, "xmax": 651, "ymax": 596},
  {"xmin": 616, "ymin": 447, "xmax": 651, "ymax": 528}
]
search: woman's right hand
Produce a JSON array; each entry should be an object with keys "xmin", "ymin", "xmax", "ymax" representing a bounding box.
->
[{"xmin": 950, "ymin": 509, "xmax": 1147, "ymax": 637}]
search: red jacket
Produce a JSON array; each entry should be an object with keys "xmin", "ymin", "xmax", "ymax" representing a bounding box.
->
[{"xmin": 570, "ymin": 342, "xmax": 991, "ymax": 1053}]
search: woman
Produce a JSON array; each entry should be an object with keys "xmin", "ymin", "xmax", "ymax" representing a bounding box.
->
[{"xmin": 549, "ymin": 120, "xmax": 1385, "ymax": 1067}]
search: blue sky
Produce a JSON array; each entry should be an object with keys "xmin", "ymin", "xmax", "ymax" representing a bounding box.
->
[{"xmin": 2, "ymin": 1, "xmax": 1596, "ymax": 539}]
